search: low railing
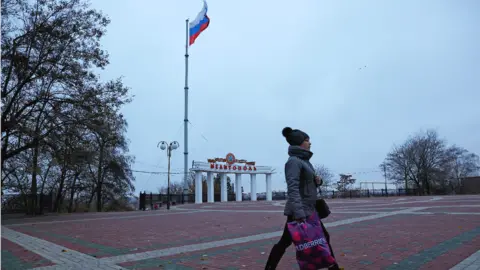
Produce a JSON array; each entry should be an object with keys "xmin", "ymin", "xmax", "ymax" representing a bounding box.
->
[
  {"xmin": 1, "ymin": 193, "xmax": 55, "ymax": 214},
  {"xmin": 140, "ymin": 188, "xmax": 441, "ymax": 209}
]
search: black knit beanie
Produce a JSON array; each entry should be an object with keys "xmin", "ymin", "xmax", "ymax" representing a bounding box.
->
[{"xmin": 282, "ymin": 127, "xmax": 309, "ymax": 146}]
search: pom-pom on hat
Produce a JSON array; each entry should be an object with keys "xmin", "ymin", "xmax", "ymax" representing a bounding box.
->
[{"xmin": 282, "ymin": 127, "xmax": 309, "ymax": 146}]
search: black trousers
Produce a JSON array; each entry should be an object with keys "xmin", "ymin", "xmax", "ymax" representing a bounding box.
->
[{"xmin": 265, "ymin": 216, "xmax": 340, "ymax": 270}]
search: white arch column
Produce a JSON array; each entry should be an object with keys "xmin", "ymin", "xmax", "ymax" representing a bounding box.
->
[
  {"xmin": 220, "ymin": 173, "xmax": 228, "ymax": 202},
  {"xmin": 250, "ymin": 174, "xmax": 257, "ymax": 201},
  {"xmin": 266, "ymin": 173, "xmax": 272, "ymax": 201},
  {"xmin": 207, "ymin": 172, "xmax": 214, "ymax": 203},
  {"xmin": 195, "ymin": 171, "xmax": 203, "ymax": 204},
  {"xmin": 235, "ymin": 173, "xmax": 242, "ymax": 201}
]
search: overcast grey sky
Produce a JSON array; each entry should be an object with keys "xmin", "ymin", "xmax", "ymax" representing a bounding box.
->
[{"xmin": 92, "ymin": 0, "xmax": 480, "ymax": 194}]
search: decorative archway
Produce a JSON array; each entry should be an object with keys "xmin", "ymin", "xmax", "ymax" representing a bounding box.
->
[{"xmin": 191, "ymin": 153, "xmax": 276, "ymax": 204}]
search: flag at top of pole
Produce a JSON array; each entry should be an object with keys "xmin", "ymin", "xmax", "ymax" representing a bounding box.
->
[{"xmin": 189, "ymin": 0, "xmax": 210, "ymax": 46}]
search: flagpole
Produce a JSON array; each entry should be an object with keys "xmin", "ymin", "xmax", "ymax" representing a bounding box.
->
[{"xmin": 183, "ymin": 19, "xmax": 190, "ymax": 203}]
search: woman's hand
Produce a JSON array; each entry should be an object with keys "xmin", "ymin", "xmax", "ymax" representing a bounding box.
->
[
  {"xmin": 296, "ymin": 218, "xmax": 306, "ymax": 223},
  {"xmin": 315, "ymin": 176, "xmax": 323, "ymax": 185}
]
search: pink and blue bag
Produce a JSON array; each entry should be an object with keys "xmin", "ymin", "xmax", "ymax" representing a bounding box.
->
[{"xmin": 287, "ymin": 212, "xmax": 336, "ymax": 269}]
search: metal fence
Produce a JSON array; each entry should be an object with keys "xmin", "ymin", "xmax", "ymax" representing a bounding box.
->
[{"xmin": 1, "ymin": 193, "xmax": 55, "ymax": 214}]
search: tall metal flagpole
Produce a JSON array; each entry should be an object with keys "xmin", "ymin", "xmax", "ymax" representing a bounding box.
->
[{"xmin": 183, "ymin": 19, "xmax": 190, "ymax": 203}]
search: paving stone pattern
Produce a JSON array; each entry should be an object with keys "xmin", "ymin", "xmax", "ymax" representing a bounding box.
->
[
  {"xmin": 1, "ymin": 227, "xmax": 124, "ymax": 270},
  {"xmin": 1, "ymin": 196, "xmax": 480, "ymax": 270},
  {"xmin": 117, "ymin": 238, "xmax": 298, "ymax": 270},
  {"xmin": 420, "ymin": 235, "xmax": 480, "ymax": 270},
  {"xmin": 450, "ymin": 250, "xmax": 480, "ymax": 270},
  {"xmin": 1, "ymin": 238, "xmax": 54, "ymax": 270}
]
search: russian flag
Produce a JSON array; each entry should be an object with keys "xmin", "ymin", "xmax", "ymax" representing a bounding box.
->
[{"xmin": 189, "ymin": 0, "xmax": 210, "ymax": 46}]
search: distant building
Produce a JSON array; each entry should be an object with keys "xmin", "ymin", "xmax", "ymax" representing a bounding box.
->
[{"xmin": 461, "ymin": 176, "xmax": 480, "ymax": 194}]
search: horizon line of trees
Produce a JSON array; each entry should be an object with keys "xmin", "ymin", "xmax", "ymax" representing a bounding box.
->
[
  {"xmin": 158, "ymin": 171, "xmax": 234, "ymax": 195},
  {"xmin": 2, "ymin": 0, "xmax": 136, "ymax": 214}
]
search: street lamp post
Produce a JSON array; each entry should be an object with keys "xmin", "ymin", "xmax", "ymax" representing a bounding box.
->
[
  {"xmin": 382, "ymin": 162, "xmax": 388, "ymax": 197},
  {"xmin": 157, "ymin": 141, "xmax": 180, "ymax": 210}
]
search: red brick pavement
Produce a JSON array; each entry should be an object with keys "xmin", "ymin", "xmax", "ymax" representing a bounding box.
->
[
  {"xmin": 9, "ymin": 211, "xmax": 370, "ymax": 257},
  {"xmin": 390, "ymin": 202, "xmax": 480, "ymax": 208},
  {"xmin": 192, "ymin": 206, "xmax": 286, "ymax": 211},
  {"xmin": 321, "ymin": 213, "xmax": 372, "ymax": 223},
  {"xmin": 1, "ymin": 238, "xmax": 54, "ymax": 269},
  {"xmin": 326, "ymin": 214, "xmax": 480, "ymax": 269},
  {"xmin": 423, "ymin": 207, "xmax": 480, "ymax": 213},
  {"xmin": 335, "ymin": 203, "xmax": 477, "ymax": 212},
  {"xmin": 177, "ymin": 202, "xmax": 285, "ymax": 211},
  {"xmin": 190, "ymin": 202, "xmax": 280, "ymax": 206},
  {"xmin": 1, "ymin": 209, "xmax": 173, "ymax": 226},
  {"xmin": 3, "ymin": 196, "xmax": 479, "ymax": 269},
  {"xmin": 9, "ymin": 226, "xmax": 103, "ymax": 255},
  {"xmin": 117, "ymin": 238, "xmax": 298, "ymax": 270},
  {"xmin": 336, "ymin": 206, "xmax": 409, "ymax": 211},
  {"xmin": 419, "ymin": 235, "xmax": 480, "ymax": 270},
  {"xmin": 117, "ymin": 213, "xmax": 480, "ymax": 270}
]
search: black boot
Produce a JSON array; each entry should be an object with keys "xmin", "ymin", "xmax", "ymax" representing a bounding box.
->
[
  {"xmin": 265, "ymin": 243, "xmax": 287, "ymax": 270},
  {"xmin": 328, "ymin": 263, "xmax": 341, "ymax": 270}
]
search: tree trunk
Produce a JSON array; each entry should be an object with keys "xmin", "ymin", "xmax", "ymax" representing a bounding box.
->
[
  {"xmin": 68, "ymin": 172, "xmax": 80, "ymax": 213},
  {"xmin": 38, "ymin": 179, "xmax": 46, "ymax": 215},
  {"xmin": 96, "ymin": 183, "xmax": 102, "ymax": 212},
  {"xmin": 28, "ymin": 95, "xmax": 51, "ymax": 215},
  {"xmin": 53, "ymin": 165, "xmax": 67, "ymax": 212},
  {"xmin": 38, "ymin": 163, "xmax": 52, "ymax": 215},
  {"xmin": 96, "ymin": 144, "xmax": 105, "ymax": 212},
  {"xmin": 87, "ymin": 185, "xmax": 95, "ymax": 210},
  {"xmin": 29, "ymin": 138, "xmax": 40, "ymax": 215},
  {"xmin": 425, "ymin": 176, "xmax": 431, "ymax": 194},
  {"xmin": 1, "ymin": 130, "xmax": 11, "ymax": 183},
  {"xmin": 73, "ymin": 192, "xmax": 80, "ymax": 212},
  {"xmin": 22, "ymin": 192, "xmax": 29, "ymax": 213}
]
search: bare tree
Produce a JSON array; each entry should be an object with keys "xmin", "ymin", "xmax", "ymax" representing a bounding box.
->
[
  {"xmin": 2, "ymin": 0, "xmax": 136, "ymax": 214},
  {"xmin": 383, "ymin": 130, "xmax": 447, "ymax": 194},
  {"xmin": 158, "ymin": 182, "xmax": 185, "ymax": 195},
  {"xmin": 213, "ymin": 174, "xmax": 233, "ymax": 194},
  {"xmin": 159, "ymin": 172, "xmax": 232, "ymax": 195},
  {"xmin": 443, "ymin": 145, "xmax": 480, "ymax": 192},
  {"xmin": 382, "ymin": 129, "xmax": 479, "ymax": 195},
  {"xmin": 314, "ymin": 164, "xmax": 334, "ymax": 193},
  {"xmin": 336, "ymin": 174, "xmax": 356, "ymax": 191},
  {"xmin": 183, "ymin": 170, "xmax": 203, "ymax": 193}
]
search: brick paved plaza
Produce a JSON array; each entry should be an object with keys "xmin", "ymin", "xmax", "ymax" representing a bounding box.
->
[{"xmin": 2, "ymin": 195, "xmax": 480, "ymax": 270}]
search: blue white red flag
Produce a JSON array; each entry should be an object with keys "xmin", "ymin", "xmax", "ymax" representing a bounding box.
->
[{"xmin": 189, "ymin": 0, "xmax": 210, "ymax": 46}]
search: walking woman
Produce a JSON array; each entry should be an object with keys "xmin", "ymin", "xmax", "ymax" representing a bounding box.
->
[{"xmin": 265, "ymin": 127, "xmax": 340, "ymax": 270}]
